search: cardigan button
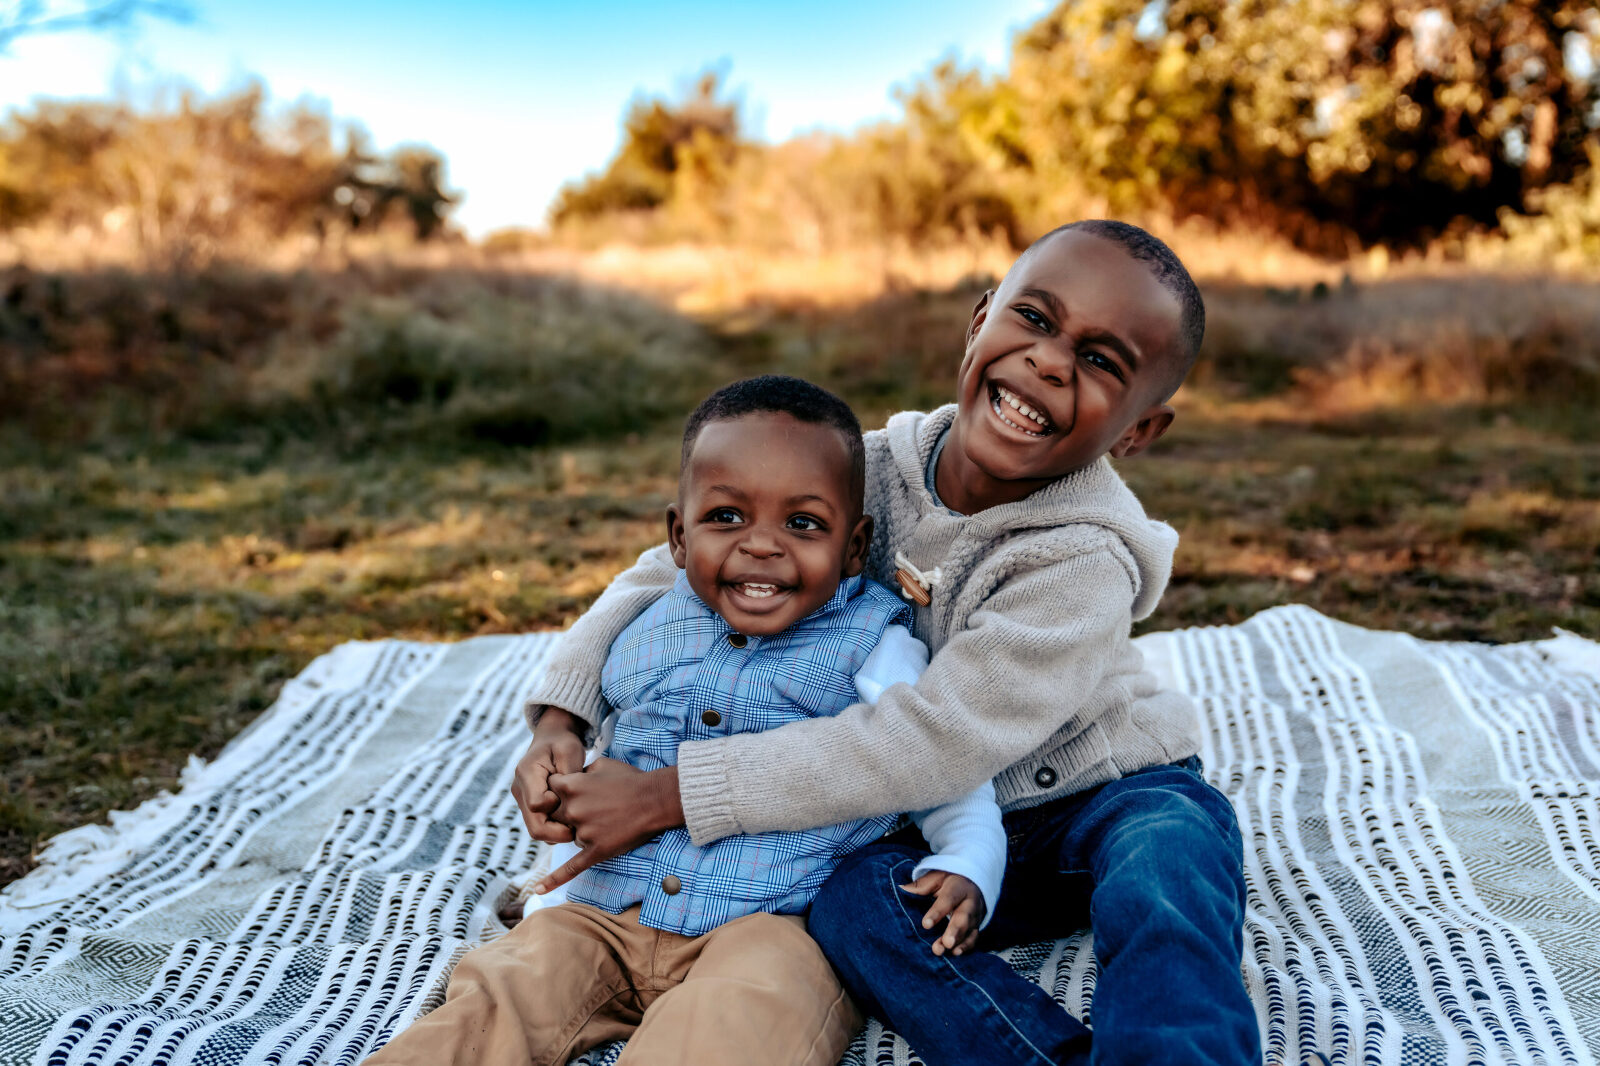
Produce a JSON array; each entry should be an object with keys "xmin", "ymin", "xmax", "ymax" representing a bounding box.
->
[
  {"xmin": 701, "ymin": 709, "xmax": 722, "ymax": 727},
  {"xmin": 1034, "ymin": 766, "xmax": 1058, "ymax": 789},
  {"xmin": 661, "ymin": 875, "xmax": 682, "ymax": 895},
  {"xmin": 728, "ymin": 633, "xmax": 748, "ymax": 648}
]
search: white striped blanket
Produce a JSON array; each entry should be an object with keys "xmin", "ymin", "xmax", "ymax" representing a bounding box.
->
[{"xmin": 2, "ymin": 606, "xmax": 1598, "ymax": 1066}]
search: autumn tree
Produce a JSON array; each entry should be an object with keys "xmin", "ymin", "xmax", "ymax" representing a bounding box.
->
[
  {"xmin": 998, "ymin": 0, "xmax": 1600, "ymax": 246},
  {"xmin": 550, "ymin": 71, "xmax": 744, "ymax": 227},
  {"xmin": 549, "ymin": 3, "xmax": 1600, "ymax": 254},
  {"xmin": 387, "ymin": 145, "xmax": 456, "ymax": 240},
  {"xmin": 830, "ymin": 62, "xmax": 1025, "ymax": 247},
  {"xmin": 0, "ymin": 87, "xmax": 459, "ymax": 259}
]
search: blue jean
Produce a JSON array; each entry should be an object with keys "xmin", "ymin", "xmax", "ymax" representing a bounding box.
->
[{"xmin": 809, "ymin": 758, "xmax": 1260, "ymax": 1066}]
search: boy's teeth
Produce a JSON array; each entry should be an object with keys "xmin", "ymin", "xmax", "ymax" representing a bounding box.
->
[
  {"xmin": 994, "ymin": 386, "xmax": 1052, "ymax": 431},
  {"xmin": 740, "ymin": 583, "xmax": 778, "ymax": 598}
]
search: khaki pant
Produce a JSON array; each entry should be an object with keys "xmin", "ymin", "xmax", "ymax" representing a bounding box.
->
[{"xmin": 365, "ymin": 902, "xmax": 862, "ymax": 1066}]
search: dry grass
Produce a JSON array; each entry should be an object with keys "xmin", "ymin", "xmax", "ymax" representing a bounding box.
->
[
  {"xmin": 1, "ymin": 261, "xmax": 722, "ymax": 445},
  {"xmin": 1198, "ymin": 275, "xmax": 1600, "ymax": 412},
  {"xmin": 2, "ymin": 245, "xmax": 1597, "ymax": 885},
  {"xmin": 0, "ymin": 435, "xmax": 680, "ymax": 883},
  {"xmin": 486, "ymin": 226, "xmax": 1599, "ymax": 317},
  {"xmin": 1130, "ymin": 406, "xmax": 1599, "ymax": 637}
]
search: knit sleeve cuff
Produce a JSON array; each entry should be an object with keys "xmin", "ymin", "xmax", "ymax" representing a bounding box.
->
[
  {"xmin": 524, "ymin": 668, "xmax": 608, "ymax": 739},
  {"xmin": 676, "ymin": 740, "xmax": 743, "ymax": 846}
]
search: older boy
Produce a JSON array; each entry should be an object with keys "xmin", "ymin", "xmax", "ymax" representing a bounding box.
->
[
  {"xmin": 520, "ymin": 221, "xmax": 1261, "ymax": 1066},
  {"xmin": 369, "ymin": 377, "xmax": 1003, "ymax": 1066}
]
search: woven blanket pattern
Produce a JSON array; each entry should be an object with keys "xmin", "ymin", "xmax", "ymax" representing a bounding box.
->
[{"xmin": 2, "ymin": 606, "xmax": 1597, "ymax": 1066}]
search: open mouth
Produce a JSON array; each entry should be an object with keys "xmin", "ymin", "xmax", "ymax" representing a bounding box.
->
[
  {"xmin": 725, "ymin": 580, "xmax": 795, "ymax": 609},
  {"xmin": 989, "ymin": 383, "xmax": 1055, "ymax": 437}
]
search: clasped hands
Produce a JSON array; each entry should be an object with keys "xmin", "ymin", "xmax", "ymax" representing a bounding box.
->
[
  {"xmin": 509, "ymin": 707, "xmax": 685, "ymax": 895},
  {"xmin": 509, "ymin": 706, "xmax": 984, "ymax": 955}
]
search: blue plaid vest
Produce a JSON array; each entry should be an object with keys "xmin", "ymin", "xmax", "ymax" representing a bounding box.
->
[{"xmin": 568, "ymin": 571, "xmax": 911, "ymax": 935}]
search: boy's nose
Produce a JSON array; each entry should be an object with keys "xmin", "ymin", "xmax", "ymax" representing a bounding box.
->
[
  {"xmin": 1025, "ymin": 349, "xmax": 1075, "ymax": 388},
  {"xmin": 738, "ymin": 530, "xmax": 784, "ymax": 557}
]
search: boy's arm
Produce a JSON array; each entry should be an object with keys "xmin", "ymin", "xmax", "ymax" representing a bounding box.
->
[
  {"xmin": 853, "ymin": 624, "xmax": 1006, "ymax": 923},
  {"xmin": 909, "ymin": 780, "xmax": 1005, "ymax": 929},
  {"xmin": 676, "ymin": 545, "xmax": 1137, "ymax": 843},
  {"xmin": 522, "ymin": 542, "xmax": 677, "ymax": 737},
  {"xmin": 513, "ymin": 542, "xmax": 676, "ymax": 845}
]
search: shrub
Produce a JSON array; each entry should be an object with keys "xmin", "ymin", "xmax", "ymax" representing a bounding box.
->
[{"xmin": 251, "ymin": 275, "xmax": 722, "ymax": 446}]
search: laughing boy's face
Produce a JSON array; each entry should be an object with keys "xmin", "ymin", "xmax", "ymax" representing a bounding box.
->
[
  {"xmin": 667, "ymin": 412, "xmax": 871, "ymax": 637},
  {"xmin": 940, "ymin": 229, "xmax": 1185, "ymax": 512}
]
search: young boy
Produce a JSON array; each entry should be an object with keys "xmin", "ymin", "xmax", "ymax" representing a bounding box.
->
[
  {"xmin": 517, "ymin": 221, "xmax": 1262, "ymax": 1066},
  {"xmin": 368, "ymin": 377, "xmax": 1005, "ymax": 1066}
]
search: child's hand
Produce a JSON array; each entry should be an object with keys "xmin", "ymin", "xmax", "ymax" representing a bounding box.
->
[
  {"xmin": 900, "ymin": 870, "xmax": 986, "ymax": 956},
  {"xmin": 511, "ymin": 707, "xmax": 587, "ymax": 844},
  {"xmin": 533, "ymin": 757, "xmax": 684, "ymax": 894}
]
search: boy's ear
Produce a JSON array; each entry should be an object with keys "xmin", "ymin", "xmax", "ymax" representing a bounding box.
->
[
  {"xmin": 1110, "ymin": 404, "xmax": 1175, "ymax": 459},
  {"xmin": 957, "ymin": 289, "xmax": 995, "ymax": 384},
  {"xmin": 842, "ymin": 513, "xmax": 874, "ymax": 578},
  {"xmin": 666, "ymin": 503, "xmax": 689, "ymax": 568},
  {"xmin": 965, "ymin": 289, "xmax": 993, "ymax": 349}
]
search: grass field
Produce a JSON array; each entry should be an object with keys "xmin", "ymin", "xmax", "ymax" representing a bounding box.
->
[{"xmin": 3, "ymin": 253, "xmax": 1597, "ymax": 883}]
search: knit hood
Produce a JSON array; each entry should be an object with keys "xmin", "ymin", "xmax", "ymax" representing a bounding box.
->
[{"xmin": 884, "ymin": 405, "xmax": 1179, "ymax": 621}]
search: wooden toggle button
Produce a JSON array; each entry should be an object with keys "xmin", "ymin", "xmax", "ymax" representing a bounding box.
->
[{"xmin": 895, "ymin": 568, "xmax": 932, "ymax": 607}]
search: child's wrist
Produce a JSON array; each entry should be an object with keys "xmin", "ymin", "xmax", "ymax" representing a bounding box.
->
[
  {"xmin": 644, "ymin": 766, "xmax": 685, "ymax": 834},
  {"xmin": 532, "ymin": 705, "xmax": 585, "ymax": 739}
]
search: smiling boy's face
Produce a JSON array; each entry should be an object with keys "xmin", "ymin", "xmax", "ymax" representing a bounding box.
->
[
  {"xmin": 940, "ymin": 229, "xmax": 1186, "ymax": 513},
  {"xmin": 667, "ymin": 412, "xmax": 872, "ymax": 637}
]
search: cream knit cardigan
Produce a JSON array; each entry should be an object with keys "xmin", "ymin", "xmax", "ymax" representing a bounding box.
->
[{"xmin": 527, "ymin": 405, "xmax": 1202, "ymax": 846}]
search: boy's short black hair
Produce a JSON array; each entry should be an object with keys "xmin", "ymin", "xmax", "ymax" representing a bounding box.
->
[
  {"xmin": 1028, "ymin": 219, "xmax": 1205, "ymax": 399},
  {"xmin": 682, "ymin": 375, "xmax": 866, "ymax": 503}
]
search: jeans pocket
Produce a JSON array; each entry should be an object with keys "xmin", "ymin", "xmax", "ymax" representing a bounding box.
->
[{"xmin": 889, "ymin": 857, "xmax": 928, "ymax": 896}]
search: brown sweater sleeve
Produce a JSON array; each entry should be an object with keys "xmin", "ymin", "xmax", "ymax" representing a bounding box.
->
[
  {"xmin": 674, "ymin": 545, "xmax": 1136, "ymax": 844},
  {"xmin": 522, "ymin": 542, "xmax": 677, "ymax": 737}
]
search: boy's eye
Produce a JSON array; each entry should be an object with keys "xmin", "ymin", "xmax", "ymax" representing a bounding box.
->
[
  {"xmin": 786, "ymin": 514, "xmax": 824, "ymax": 532},
  {"xmin": 706, "ymin": 508, "xmax": 743, "ymax": 524},
  {"xmin": 1083, "ymin": 351, "xmax": 1124, "ymax": 380},
  {"xmin": 1015, "ymin": 306, "xmax": 1050, "ymax": 330}
]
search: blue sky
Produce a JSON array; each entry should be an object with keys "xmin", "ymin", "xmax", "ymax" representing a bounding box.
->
[{"xmin": 0, "ymin": 0, "xmax": 1048, "ymax": 235}]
